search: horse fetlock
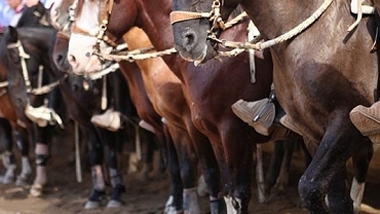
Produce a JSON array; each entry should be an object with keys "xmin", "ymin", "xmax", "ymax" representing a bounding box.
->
[
  {"xmin": 30, "ymin": 183, "xmax": 45, "ymax": 197},
  {"xmin": 210, "ymin": 198, "xmax": 227, "ymax": 214},
  {"xmin": 85, "ymin": 188, "xmax": 106, "ymax": 209},
  {"xmin": 224, "ymin": 196, "xmax": 242, "ymax": 214},
  {"xmin": 110, "ymin": 184, "xmax": 126, "ymax": 200},
  {"xmin": 35, "ymin": 154, "xmax": 50, "ymax": 166},
  {"xmin": 183, "ymin": 188, "xmax": 200, "ymax": 214},
  {"xmin": 298, "ymin": 177, "xmax": 328, "ymax": 213},
  {"xmin": 16, "ymin": 172, "xmax": 32, "ymax": 187},
  {"xmin": 165, "ymin": 195, "xmax": 183, "ymax": 214}
]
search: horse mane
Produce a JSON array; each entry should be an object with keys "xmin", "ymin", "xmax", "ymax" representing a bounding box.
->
[
  {"xmin": 75, "ymin": 0, "xmax": 97, "ymax": 19},
  {"xmin": 0, "ymin": 27, "xmax": 16, "ymax": 67}
]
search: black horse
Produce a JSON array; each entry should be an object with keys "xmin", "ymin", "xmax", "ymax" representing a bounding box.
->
[{"xmin": 0, "ymin": 25, "xmax": 145, "ymax": 209}]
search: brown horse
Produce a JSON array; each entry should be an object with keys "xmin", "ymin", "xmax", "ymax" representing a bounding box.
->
[
  {"xmin": 0, "ymin": 41, "xmax": 32, "ymax": 186},
  {"xmin": 63, "ymin": 0, "xmax": 303, "ymax": 212},
  {"xmin": 51, "ymin": 1, "xmax": 221, "ymax": 212},
  {"xmin": 171, "ymin": 0, "xmax": 377, "ymax": 213}
]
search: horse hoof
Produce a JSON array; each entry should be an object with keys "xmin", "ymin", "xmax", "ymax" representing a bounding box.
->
[
  {"xmin": 197, "ymin": 176, "xmax": 209, "ymax": 197},
  {"xmin": 30, "ymin": 184, "xmax": 44, "ymax": 197},
  {"xmin": 165, "ymin": 206, "xmax": 183, "ymax": 214},
  {"xmin": 16, "ymin": 174, "xmax": 31, "ymax": 187},
  {"xmin": 106, "ymin": 200, "xmax": 122, "ymax": 208},
  {"xmin": 84, "ymin": 200, "xmax": 101, "ymax": 209},
  {"xmin": 1, "ymin": 175, "xmax": 15, "ymax": 184}
]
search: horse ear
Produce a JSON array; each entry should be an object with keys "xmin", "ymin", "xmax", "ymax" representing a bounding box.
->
[{"xmin": 7, "ymin": 26, "xmax": 18, "ymax": 41}]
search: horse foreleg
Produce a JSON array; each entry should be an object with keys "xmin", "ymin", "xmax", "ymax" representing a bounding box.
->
[
  {"xmin": 0, "ymin": 120, "xmax": 17, "ymax": 184},
  {"xmin": 14, "ymin": 128, "xmax": 32, "ymax": 187},
  {"xmin": 265, "ymin": 140, "xmax": 285, "ymax": 196},
  {"xmin": 298, "ymin": 120, "xmax": 360, "ymax": 214},
  {"xmin": 223, "ymin": 131, "xmax": 254, "ymax": 214},
  {"xmin": 190, "ymin": 134, "xmax": 222, "ymax": 214},
  {"xmin": 273, "ymin": 139, "xmax": 296, "ymax": 193},
  {"xmin": 104, "ymin": 133, "xmax": 126, "ymax": 208},
  {"xmin": 30, "ymin": 142, "xmax": 49, "ymax": 197},
  {"xmin": 326, "ymin": 166, "xmax": 352, "ymax": 213},
  {"xmin": 163, "ymin": 128, "xmax": 183, "ymax": 213},
  {"xmin": 350, "ymin": 139, "xmax": 373, "ymax": 214},
  {"xmin": 85, "ymin": 131, "xmax": 106, "ymax": 209}
]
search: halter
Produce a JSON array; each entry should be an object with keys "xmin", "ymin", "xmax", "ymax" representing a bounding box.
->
[
  {"xmin": 71, "ymin": 0, "xmax": 119, "ymax": 51},
  {"xmin": 70, "ymin": 0, "xmax": 179, "ymax": 63},
  {"xmin": 170, "ymin": 0, "xmax": 226, "ymax": 32},
  {"xmin": 7, "ymin": 41, "xmax": 60, "ymax": 95}
]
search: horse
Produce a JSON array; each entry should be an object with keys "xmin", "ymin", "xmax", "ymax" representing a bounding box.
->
[
  {"xmin": 0, "ymin": 33, "xmax": 32, "ymax": 186},
  {"xmin": 52, "ymin": 0, "xmax": 226, "ymax": 213},
  {"xmin": 50, "ymin": 4, "xmax": 171, "ymax": 208},
  {"xmin": 170, "ymin": 0, "xmax": 377, "ymax": 213},
  {"xmin": 0, "ymin": 0, "xmax": 55, "ymax": 187},
  {"xmin": 62, "ymin": 0, "xmax": 313, "ymax": 212},
  {"xmin": 1, "ymin": 24, "xmax": 144, "ymax": 207}
]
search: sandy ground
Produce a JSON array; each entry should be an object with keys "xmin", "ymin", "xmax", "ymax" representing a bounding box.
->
[{"xmin": 0, "ymin": 123, "xmax": 380, "ymax": 214}]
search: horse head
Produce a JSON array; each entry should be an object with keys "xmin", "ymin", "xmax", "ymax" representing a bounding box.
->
[
  {"xmin": 171, "ymin": 0, "xmax": 238, "ymax": 63},
  {"xmin": 50, "ymin": 0, "xmax": 75, "ymax": 32}
]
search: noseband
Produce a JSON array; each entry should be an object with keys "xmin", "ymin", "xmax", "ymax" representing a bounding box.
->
[{"xmin": 170, "ymin": 0, "xmax": 226, "ymax": 32}]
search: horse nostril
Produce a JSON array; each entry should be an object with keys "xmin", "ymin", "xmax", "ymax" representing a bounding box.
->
[
  {"xmin": 68, "ymin": 54, "xmax": 76, "ymax": 65},
  {"xmin": 183, "ymin": 31, "xmax": 196, "ymax": 52},
  {"xmin": 57, "ymin": 54, "xmax": 64, "ymax": 65}
]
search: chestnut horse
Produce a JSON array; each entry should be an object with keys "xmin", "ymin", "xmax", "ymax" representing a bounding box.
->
[
  {"xmin": 171, "ymin": 0, "xmax": 376, "ymax": 213},
  {"xmin": 50, "ymin": 2, "xmax": 219, "ymax": 212},
  {"xmin": 62, "ymin": 0, "xmax": 307, "ymax": 212}
]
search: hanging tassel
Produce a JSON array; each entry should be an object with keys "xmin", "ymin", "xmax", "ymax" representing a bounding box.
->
[{"xmin": 101, "ymin": 75, "xmax": 107, "ymax": 110}]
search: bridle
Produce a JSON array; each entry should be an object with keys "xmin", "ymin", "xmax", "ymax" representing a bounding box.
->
[
  {"xmin": 170, "ymin": 0, "xmax": 227, "ymax": 33},
  {"xmin": 7, "ymin": 41, "xmax": 61, "ymax": 96},
  {"xmin": 68, "ymin": 0, "xmax": 178, "ymax": 63},
  {"xmin": 70, "ymin": 0, "xmax": 119, "ymax": 53}
]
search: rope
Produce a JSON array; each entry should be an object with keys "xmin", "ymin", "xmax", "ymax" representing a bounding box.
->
[
  {"xmin": 31, "ymin": 80, "xmax": 60, "ymax": 95},
  {"xmin": 0, "ymin": 81, "xmax": 8, "ymax": 88},
  {"xmin": 94, "ymin": 47, "xmax": 177, "ymax": 62},
  {"xmin": 212, "ymin": 0, "xmax": 334, "ymax": 51},
  {"xmin": 223, "ymin": 12, "xmax": 248, "ymax": 29}
]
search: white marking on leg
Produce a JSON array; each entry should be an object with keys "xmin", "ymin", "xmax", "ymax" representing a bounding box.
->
[{"xmin": 350, "ymin": 177, "xmax": 365, "ymax": 214}]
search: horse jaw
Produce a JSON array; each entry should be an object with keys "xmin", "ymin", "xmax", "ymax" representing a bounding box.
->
[
  {"xmin": 177, "ymin": 44, "xmax": 208, "ymax": 66},
  {"xmin": 68, "ymin": 34, "xmax": 103, "ymax": 74}
]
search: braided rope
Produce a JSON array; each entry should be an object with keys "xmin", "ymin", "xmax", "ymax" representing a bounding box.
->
[
  {"xmin": 94, "ymin": 48, "xmax": 178, "ymax": 62},
  {"xmin": 213, "ymin": 0, "xmax": 334, "ymax": 51},
  {"xmin": 0, "ymin": 81, "xmax": 8, "ymax": 88}
]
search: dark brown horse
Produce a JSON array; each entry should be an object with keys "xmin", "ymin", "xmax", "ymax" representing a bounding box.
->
[
  {"xmin": 63, "ymin": 0, "xmax": 304, "ymax": 212},
  {"xmin": 171, "ymin": 0, "xmax": 377, "ymax": 213}
]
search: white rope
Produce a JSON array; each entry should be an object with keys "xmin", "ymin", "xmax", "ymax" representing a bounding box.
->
[
  {"xmin": 30, "ymin": 81, "xmax": 60, "ymax": 95},
  {"xmin": 213, "ymin": 0, "xmax": 334, "ymax": 51},
  {"xmin": 95, "ymin": 47, "xmax": 177, "ymax": 62},
  {"xmin": 0, "ymin": 81, "xmax": 8, "ymax": 88}
]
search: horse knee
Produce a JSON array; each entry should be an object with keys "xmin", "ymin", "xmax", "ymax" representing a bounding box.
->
[{"xmin": 298, "ymin": 175, "xmax": 327, "ymax": 211}]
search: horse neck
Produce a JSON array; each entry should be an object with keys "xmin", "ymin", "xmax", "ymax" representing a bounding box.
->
[
  {"xmin": 134, "ymin": 0, "xmax": 184, "ymax": 77},
  {"xmin": 242, "ymin": 0, "xmax": 330, "ymax": 45},
  {"xmin": 19, "ymin": 28, "xmax": 61, "ymax": 79}
]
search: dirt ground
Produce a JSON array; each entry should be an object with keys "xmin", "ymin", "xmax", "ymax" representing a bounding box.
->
[{"xmin": 0, "ymin": 123, "xmax": 380, "ymax": 214}]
